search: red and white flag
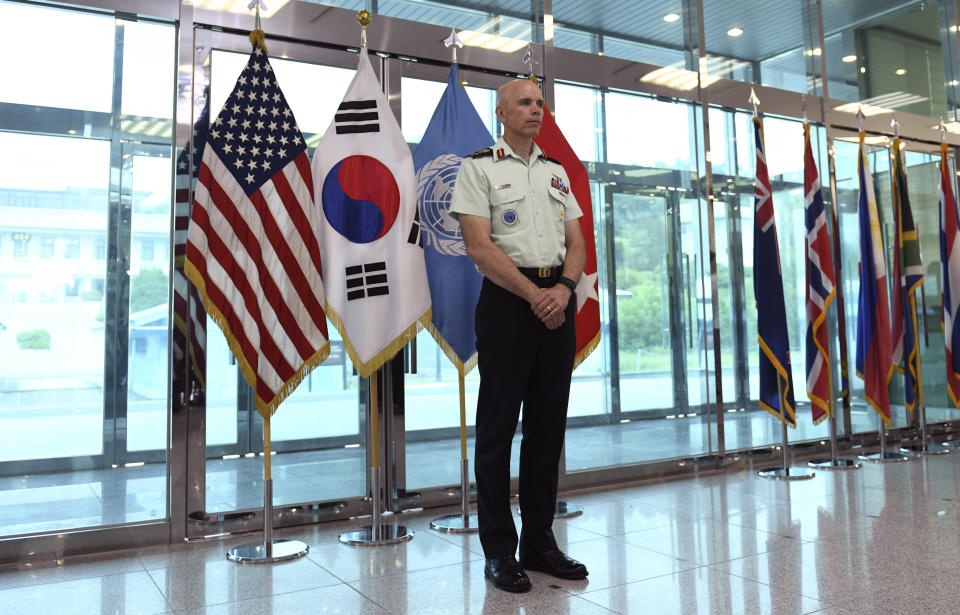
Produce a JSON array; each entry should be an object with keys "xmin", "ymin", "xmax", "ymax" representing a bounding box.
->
[
  {"xmin": 184, "ymin": 42, "xmax": 330, "ymax": 417},
  {"xmin": 534, "ymin": 105, "xmax": 601, "ymax": 368},
  {"xmin": 174, "ymin": 103, "xmax": 209, "ymax": 389}
]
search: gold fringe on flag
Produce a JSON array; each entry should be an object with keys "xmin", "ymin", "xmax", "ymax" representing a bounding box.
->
[
  {"xmin": 573, "ymin": 329, "xmax": 601, "ymax": 371},
  {"xmin": 423, "ymin": 321, "xmax": 478, "ymax": 378},
  {"xmin": 184, "ymin": 260, "xmax": 330, "ymax": 419},
  {"xmin": 324, "ymin": 304, "xmax": 433, "ymax": 379}
]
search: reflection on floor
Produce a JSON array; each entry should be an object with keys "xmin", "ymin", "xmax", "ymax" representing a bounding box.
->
[
  {"xmin": 4, "ymin": 451, "xmax": 960, "ymax": 613},
  {"xmin": 0, "ymin": 406, "xmax": 954, "ymax": 536}
]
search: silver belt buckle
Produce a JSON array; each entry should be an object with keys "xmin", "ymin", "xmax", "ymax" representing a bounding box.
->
[{"xmin": 537, "ymin": 266, "xmax": 551, "ymax": 278}]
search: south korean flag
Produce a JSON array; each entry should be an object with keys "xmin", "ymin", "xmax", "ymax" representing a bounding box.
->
[{"xmin": 311, "ymin": 49, "xmax": 432, "ymax": 378}]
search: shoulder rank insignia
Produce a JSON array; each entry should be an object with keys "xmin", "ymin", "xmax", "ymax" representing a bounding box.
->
[
  {"xmin": 551, "ymin": 174, "xmax": 570, "ymax": 195},
  {"xmin": 468, "ymin": 148, "xmax": 493, "ymax": 159},
  {"xmin": 496, "ymin": 147, "xmax": 506, "ymax": 160}
]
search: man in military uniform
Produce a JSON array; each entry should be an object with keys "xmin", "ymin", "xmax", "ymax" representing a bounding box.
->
[{"xmin": 449, "ymin": 78, "xmax": 587, "ymax": 593}]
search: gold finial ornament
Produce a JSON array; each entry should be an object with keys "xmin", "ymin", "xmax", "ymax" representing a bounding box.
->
[{"xmin": 357, "ymin": 9, "xmax": 372, "ymax": 29}]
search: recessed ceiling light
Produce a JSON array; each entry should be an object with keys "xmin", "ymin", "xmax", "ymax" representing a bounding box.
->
[
  {"xmin": 663, "ymin": 12, "xmax": 680, "ymax": 23},
  {"xmin": 842, "ymin": 54, "xmax": 857, "ymax": 63},
  {"xmin": 727, "ymin": 27, "xmax": 743, "ymax": 37},
  {"xmin": 860, "ymin": 67, "xmax": 866, "ymax": 73},
  {"xmin": 896, "ymin": 68, "xmax": 907, "ymax": 75}
]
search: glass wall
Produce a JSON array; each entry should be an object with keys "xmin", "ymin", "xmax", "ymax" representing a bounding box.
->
[
  {"xmin": 0, "ymin": 0, "xmax": 174, "ymax": 535},
  {"xmin": 822, "ymin": 1, "xmax": 950, "ymax": 115},
  {"xmin": 552, "ymin": 0, "xmax": 690, "ymax": 67},
  {"xmin": 201, "ymin": 46, "xmax": 368, "ymax": 511},
  {"xmin": 5, "ymin": 0, "xmax": 960, "ymax": 552}
]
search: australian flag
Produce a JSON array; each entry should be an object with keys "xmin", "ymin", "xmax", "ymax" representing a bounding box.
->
[
  {"xmin": 413, "ymin": 63, "xmax": 493, "ymax": 375},
  {"xmin": 753, "ymin": 116, "xmax": 796, "ymax": 427}
]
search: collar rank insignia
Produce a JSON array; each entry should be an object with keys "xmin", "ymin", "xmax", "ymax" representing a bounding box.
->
[
  {"xmin": 551, "ymin": 174, "xmax": 569, "ymax": 195},
  {"xmin": 496, "ymin": 148, "xmax": 505, "ymax": 160}
]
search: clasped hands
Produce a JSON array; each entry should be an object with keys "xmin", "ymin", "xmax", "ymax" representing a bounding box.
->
[{"xmin": 531, "ymin": 285, "xmax": 572, "ymax": 330}]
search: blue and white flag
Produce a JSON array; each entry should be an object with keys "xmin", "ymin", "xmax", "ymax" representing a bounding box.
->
[{"xmin": 413, "ymin": 63, "xmax": 493, "ymax": 375}]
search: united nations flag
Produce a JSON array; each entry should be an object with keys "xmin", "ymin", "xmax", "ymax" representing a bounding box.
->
[{"xmin": 413, "ymin": 63, "xmax": 494, "ymax": 375}]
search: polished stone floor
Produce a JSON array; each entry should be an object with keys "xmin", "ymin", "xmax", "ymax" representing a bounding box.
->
[
  {"xmin": 0, "ymin": 404, "xmax": 937, "ymax": 537},
  {"xmin": 2, "ymin": 451, "xmax": 960, "ymax": 614}
]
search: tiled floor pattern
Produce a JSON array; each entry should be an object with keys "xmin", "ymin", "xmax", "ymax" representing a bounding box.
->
[
  {"xmin": 0, "ymin": 405, "xmax": 931, "ymax": 536},
  {"xmin": 3, "ymin": 452, "xmax": 960, "ymax": 614}
]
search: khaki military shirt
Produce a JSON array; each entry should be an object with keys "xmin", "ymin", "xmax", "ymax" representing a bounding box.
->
[{"xmin": 450, "ymin": 137, "xmax": 582, "ymax": 268}]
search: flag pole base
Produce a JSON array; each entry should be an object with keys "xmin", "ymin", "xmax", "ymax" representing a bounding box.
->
[
  {"xmin": 554, "ymin": 501, "xmax": 583, "ymax": 518},
  {"xmin": 431, "ymin": 459, "xmax": 479, "ymax": 533},
  {"xmin": 899, "ymin": 443, "xmax": 951, "ymax": 456},
  {"xmin": 226, "ymin": 539, "xmax": 309, "ymax": 563},
  {"xmin": 430, "ymin": 513, "xmax": 479, "ymax": 533},
  {"xmin": 808, "ymin": 458, "xmax": 862, "ymax": 470},
  {"xmin": 227, "ymin": 478, "xmax": 308, "ymax": 563},
  {"xmin": 757, "ymin": 466, "xmax": 816, "ymax": 480},
  {"xmin": 339, "ymin": 466, "xmax": 414, "ymax": 546},
  {"xmin": 339, "ymin": 524, "xmax": 414, "ymax": 546},
  {"xmin": 858, "ymin": 451, "xmax": 914, "ymax": 463}
]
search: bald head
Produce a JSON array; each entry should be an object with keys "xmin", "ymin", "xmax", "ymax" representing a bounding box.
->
[
  {"xmin": 496, "ymin": 79, "xmax": 541, "ymax": 107},
  {"xmin": 495, "ymin": 79, "xmax": 544, "ymax": 143}
]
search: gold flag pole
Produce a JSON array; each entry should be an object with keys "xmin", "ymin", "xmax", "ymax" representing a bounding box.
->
[
  {"xmin": 427, "ymin": 31, "xmax": 480, "ymax": 534},
  {"xmin": 337, "ymin": 10, "xmax": 414, "ymax": 546},
  {"xmin": 225, "ymin": 0, "xmax": 310, "ymax": 564},
  {"xmin": 430, "ymin": 369, "xmax": 479, "ymax": 532}
]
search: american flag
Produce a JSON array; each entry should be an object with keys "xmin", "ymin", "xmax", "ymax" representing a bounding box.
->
[
  {"xmin": 803, "ymin": 123, "xmax": 836, "ymax": 425},
  {"xmin": 753, "ymin": 116, "xmax": 796, "ymax": 427},
  {"xmin": 184, "ymin": 43, "xmax": 330, "ymax": 417},
  {"xmin": 174, "ymin": 104, "xmax": 209, "ymax": 390},
  {"xmin": 938, "ymin": 142, "xmax": 960, "ymax": 407}
]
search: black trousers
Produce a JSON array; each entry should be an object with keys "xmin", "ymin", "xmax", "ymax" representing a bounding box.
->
[{"xmin": 474, "ymin": 275, "xmax": 576, "ymax": 558}]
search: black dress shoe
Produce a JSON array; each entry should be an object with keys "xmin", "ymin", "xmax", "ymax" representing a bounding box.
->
[
  {"xmin": 519, "ymin": 549, "xmax": 588, "ymax": 580},
  {"xmin": 484, "ymin": 556, "xmax": 532, "ymax": 592}
]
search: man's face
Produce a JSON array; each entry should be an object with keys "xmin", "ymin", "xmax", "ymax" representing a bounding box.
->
[{"xmin": 496, "ymin": 80, "xmax": 543, "ymax": 140}]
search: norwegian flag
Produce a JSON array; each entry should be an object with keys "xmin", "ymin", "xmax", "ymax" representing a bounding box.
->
[
  {"xmin": 174, "ymin": 103, "xmax": 209, "ymax": 389},
  {"xmin": 803, "ymin": 123, "xmax": 836, "ymax": 425},
  {"xmin": 939, "ymin": 142, "xmax": 960, "ymax": 407},
  {"xmin": 854, "ymin": 131, "xmax": 893, "ymax": 425},
  {"xmin": 753, "ymin": 116, "xmax": 796, "ymax": 427},
  {"xmin": 184, "ymin": 42, "xmax": 330, "ymax": 417}
]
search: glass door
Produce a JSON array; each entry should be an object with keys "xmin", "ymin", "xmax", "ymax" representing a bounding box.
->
[
  {"xmin": 0, "ymin": 1, "xmax": 173, "ymax": 536},
  {"xmin": 199, "ymin": 33, "xmax": 369, "ymax": 515}
]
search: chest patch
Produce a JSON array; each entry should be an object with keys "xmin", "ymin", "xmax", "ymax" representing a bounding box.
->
[
  {"xmin": 501, "ymin": 209, "xmax": 519, "ymax": 226},
  {"xmin": 551, "ymin": 174, "xmax": 569, "ymax": 195}
]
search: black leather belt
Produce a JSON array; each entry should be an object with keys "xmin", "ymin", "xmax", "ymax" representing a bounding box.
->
[{"xmin": 518, "ymin": 266, "xmax": 562, "ymax": 279}]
